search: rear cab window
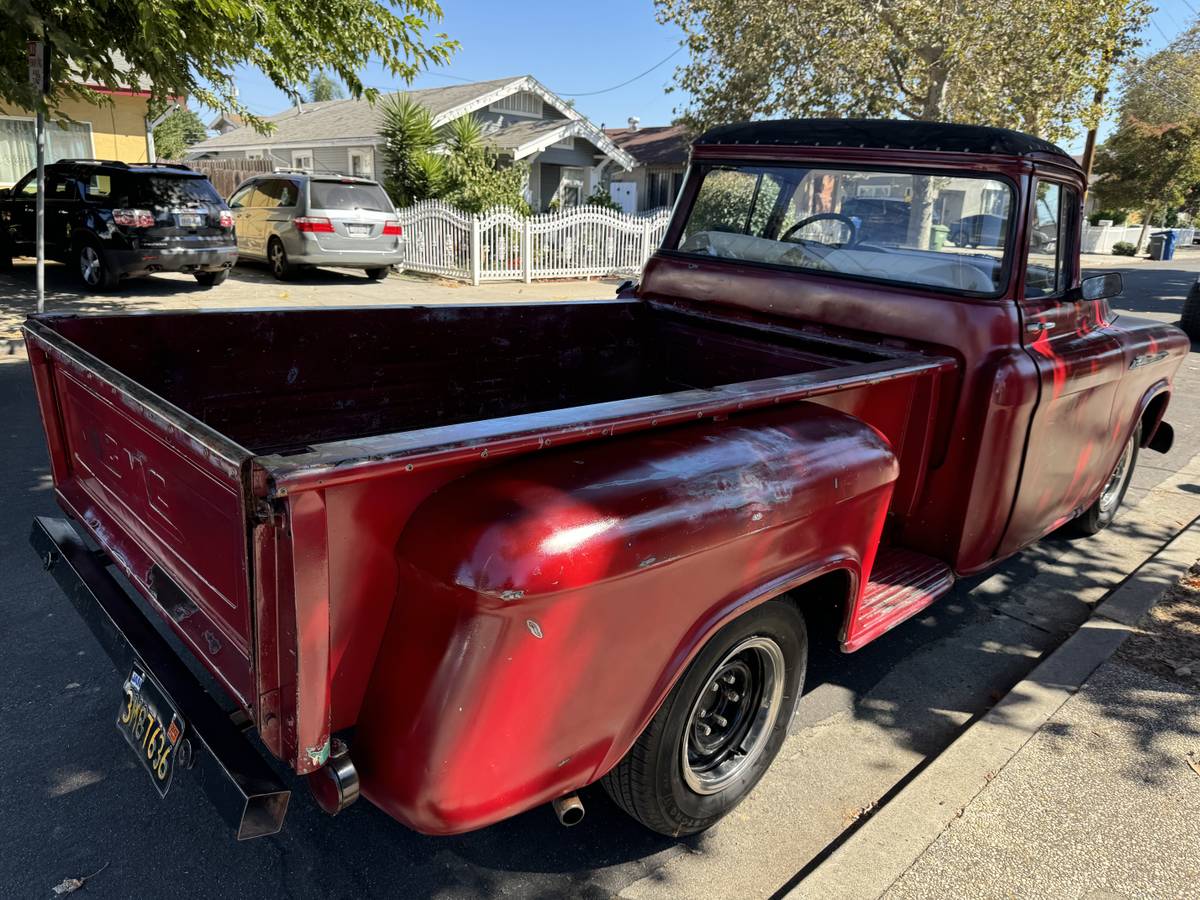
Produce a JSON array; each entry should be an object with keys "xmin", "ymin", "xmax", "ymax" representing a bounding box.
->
[
  {"xmin": 673, "ymin": 163, "xmax": 1016, "ymax": 296},
  {"xmin": 308, "ymin": 180, "xmax": 392, "ymax": 212}
]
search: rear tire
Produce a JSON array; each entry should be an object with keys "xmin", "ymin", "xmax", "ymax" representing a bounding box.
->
[
  {"xmin": 76, "ymin": 238, "xmax": 118, "ymax": 291},
  {"xmin": 1181, "ymin": 278, "xmax": 1200, "ymax": 341},
  {"xmin": 365, "ymin": 266, "xmax": 390, "ymax": 281},
  {"xmin": 268, "ymin": 238, "xmax": 293, "ymax": 281},
  {"xmin": 602, "ymin": 599, "xmax": 807, "ymax": 837},
  {"xmin": 1072, "ymin": 422, "xmax": 1140, "ymax": 535},
  {"xmin": 194, "ymin": 269, "xmax": 229, "ymax": 287}
]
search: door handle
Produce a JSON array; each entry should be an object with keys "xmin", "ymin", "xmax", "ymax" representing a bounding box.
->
[{"xmin": 1026, "ymin": 321, "xmax": 1056, "ymax": 334}]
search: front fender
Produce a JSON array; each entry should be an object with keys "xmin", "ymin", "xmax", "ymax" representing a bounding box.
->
[{"xmin": 353, "ymin": 402, "xmax": 898, "ymax": 834}]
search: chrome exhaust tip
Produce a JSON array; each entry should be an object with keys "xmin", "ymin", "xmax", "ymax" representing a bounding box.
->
[{"xmin": 552, "ymin": 793, "xmax": 585, "ymax": 827}]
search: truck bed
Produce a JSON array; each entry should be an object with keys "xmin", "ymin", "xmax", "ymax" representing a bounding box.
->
[{"xmin": 25, "ymin": 299, "xmax": 952, "ymax": 781}]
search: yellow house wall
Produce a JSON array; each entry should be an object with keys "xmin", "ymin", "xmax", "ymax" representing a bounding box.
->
[{"xmin": 0, "ymin": 92, "xmax": 150, "ymax": 165}]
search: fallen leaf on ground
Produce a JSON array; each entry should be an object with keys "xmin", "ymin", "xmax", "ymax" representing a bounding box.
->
[
  {"xmin": 1186, "ymin": 753, "xmax": 1200, "ymax": 778},
  {"xmin": 50, "ymin": 862, "xmax": 108, "ymax": 895}
]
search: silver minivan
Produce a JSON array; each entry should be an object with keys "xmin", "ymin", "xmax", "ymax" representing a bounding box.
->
[{"xmin": 228, "ymin": 171, "xmax": 403, "ymax": 280}]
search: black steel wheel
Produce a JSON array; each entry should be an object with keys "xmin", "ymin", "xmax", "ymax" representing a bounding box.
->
[
  {"xmin": 1072, "ymin": 422, "xmax": 1140, "ymax": 535},
  {"xmin": 602, "ymin": 599, "xmax": 806, "ymax": 836}
]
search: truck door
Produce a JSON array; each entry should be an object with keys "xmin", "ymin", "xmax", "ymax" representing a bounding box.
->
[{"xmin": 998, "ymin": 178, "xmax": 1125, "ymax": 557}]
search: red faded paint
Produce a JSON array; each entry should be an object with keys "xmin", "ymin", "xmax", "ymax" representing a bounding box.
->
[{"xmin": 22, "ymin": 129, "xmax": 1190, "ymax": 836}]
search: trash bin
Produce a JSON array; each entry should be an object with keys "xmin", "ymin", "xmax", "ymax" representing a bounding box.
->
[
  {"xmin": 930, "ymin": 224, "xmax": 949, "ymax": 252},
  {"xmin": 1148, "ymin": 231, "xmax": 1169, "ymax": 260}
]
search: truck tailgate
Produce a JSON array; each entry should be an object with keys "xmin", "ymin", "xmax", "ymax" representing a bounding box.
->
[{"xmin": 25, "ymin": 321, "xmax": 256, "ymax": 707}]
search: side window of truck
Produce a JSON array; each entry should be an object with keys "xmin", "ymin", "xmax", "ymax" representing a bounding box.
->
[{"xmin": 1024, "ymin": 181, "xmax": 1076, "ymax": 298}]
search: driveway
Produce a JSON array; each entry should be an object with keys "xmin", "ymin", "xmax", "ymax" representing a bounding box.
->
[
  {"xmin": 0, "ymin": 258, "xmax": 621, "ymax": 357},
  {"xmin": 1, "ymin": 252, "xmax": 1197, "ymax": 899}
]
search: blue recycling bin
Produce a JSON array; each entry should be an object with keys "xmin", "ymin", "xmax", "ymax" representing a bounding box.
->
[
  {"xmin": 1149, "ymin": 231, "xmax": 1172, "ymax": 260},
  {"xmin": 1163, "ymin": 229, "xmax": 1178, "ymax": 260}
]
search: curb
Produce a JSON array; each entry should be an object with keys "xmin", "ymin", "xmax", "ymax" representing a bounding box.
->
[{"xmin": 784, "ymin": 518, "xmax": 1200, "ymax": 900}]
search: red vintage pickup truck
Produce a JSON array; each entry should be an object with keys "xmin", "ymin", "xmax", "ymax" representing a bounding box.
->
[{"xmin": 26, "ymin": 119, "xmax": 1188, "ymax": 841}]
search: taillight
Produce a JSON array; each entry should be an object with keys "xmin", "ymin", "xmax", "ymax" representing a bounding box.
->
[
  {"xmin": 113, "ymin": 208, "xmax": 155, "ymax": 228},
  {"xmin": 382, "ymin": 220, "xmax": 403, "ymax": 236},
  {"xmin": 295, "ymin": 216, "xmax": 334, "ymax": 233},
  {"xmin": 219, "ymin": 210, "xmax": 233, "ymax": 230}
]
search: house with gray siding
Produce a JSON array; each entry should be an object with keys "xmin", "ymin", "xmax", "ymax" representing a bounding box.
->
[
  {"xmin": 603, "ymin": 122, "xmax": 691, "ymax": 213},
  {"xmin": 187, "ymin": 76, "xmax": 634, "ymax": 210}
]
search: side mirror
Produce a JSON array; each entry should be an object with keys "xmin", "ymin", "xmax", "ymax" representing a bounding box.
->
[{"xmin": 1080, "ymin": 271, "xmax": 1123, "ymax": 301}]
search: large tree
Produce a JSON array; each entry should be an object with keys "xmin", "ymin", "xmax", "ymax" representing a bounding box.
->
[
  {"xmin": 1093, "ymin": 20, "xmax": 1200, "ymax": 250},
  {"xmin": 307, "ymin": 71, "xmax": 346, "ymax": 104},
  {"xmin": 152, "ymin": 108, "xmax": 207, "ymax": 159},
  {"xmin": 655, "ymin": 0, "xmax": 1149, "ymax": 142},
  {"xmin": 0, "ymin": 1, "xmax": 456, "ymax": 131}
]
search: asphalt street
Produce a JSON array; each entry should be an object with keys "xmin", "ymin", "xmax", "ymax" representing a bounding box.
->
[{"xmin": 1, "ymin": 256, "xmax": 1197, "ymax": 899}]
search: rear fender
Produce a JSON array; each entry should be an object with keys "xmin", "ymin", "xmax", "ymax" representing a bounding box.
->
[{"xmin": 352, "ymin": 402, "xmax": 897, "ymax": 835}]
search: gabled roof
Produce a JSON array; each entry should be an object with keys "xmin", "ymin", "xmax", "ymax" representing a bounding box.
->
[
  {"xmin": 187, "ymin": 75, "xmax": 633, "ymax": 168},
  {"xmin": 604, "ymin": 125, "xmax": 691, "ymax": 166}
]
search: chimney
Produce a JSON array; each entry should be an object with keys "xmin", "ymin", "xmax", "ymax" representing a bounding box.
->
[{"xmin": 627, "ymin": 116, "xmax": 640, "ymax": 131}]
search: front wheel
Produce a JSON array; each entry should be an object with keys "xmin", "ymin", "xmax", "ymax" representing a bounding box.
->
[
  {"xmin": 1181, "ymin": 277, "xmax": 1200, "ymax": 341},
  {"xmin": 1072, "ymin": 423, "xmax": 1140, "ymax": 535},
  {"xmin": 365, "ymin": 266, "xmax": 390, "ymax": 281},
  {"xmin": 602, "ymin": 599, "xmax": 807, "ymax": 836}
]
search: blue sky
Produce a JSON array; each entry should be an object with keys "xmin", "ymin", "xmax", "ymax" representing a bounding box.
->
[{"xmin": 205, "ymin": 0, "xmax": 1195, "ymax": 150}]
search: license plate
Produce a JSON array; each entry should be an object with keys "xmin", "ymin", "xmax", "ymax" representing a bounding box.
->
[
  {"xmin": 176, "ymin": 213, "xmax": 204, "ymax": 228},
  {"xmin": 346, "ymin": 224, "xmax": 371, "ymax": 236},
  {"xmin": 116, "ymin": 666, "xmax": 186, "ymax": 797}
]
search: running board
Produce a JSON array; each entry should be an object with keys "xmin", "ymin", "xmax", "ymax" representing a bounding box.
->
[{"xmin": 842, "ymin": 547, "xmax": 954, "ymax": 652}]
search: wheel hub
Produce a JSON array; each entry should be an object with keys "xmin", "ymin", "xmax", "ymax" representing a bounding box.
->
[
  {"xmin": 682, "ymin": 636, "xmax": 785, "ymax": 795},
  {"xmin": 1099, "ymin": 433, "xmax": 1135, "ymax": 513}
]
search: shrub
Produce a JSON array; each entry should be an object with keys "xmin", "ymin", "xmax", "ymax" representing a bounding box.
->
[
  {"xmin": 584, "ymin": 187, "xmax": 621, "ymax": 211},
  {"xmin": 1112, "ymin": 241, "xmax": 1137, "ymax": 256},
  {"xmin": 1088, "ymin": 209, "xmax": 1128, "ymax": 226}
]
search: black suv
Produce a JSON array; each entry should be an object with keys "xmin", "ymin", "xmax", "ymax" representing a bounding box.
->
[{"xmin": 0, "ymin": 159, "xmax": 237, "ymax": 289}]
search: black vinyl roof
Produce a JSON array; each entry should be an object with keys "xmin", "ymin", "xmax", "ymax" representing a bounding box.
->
[{"xmin": 694, "ymin": 119, "xmax": 1076, "ymax": 165}]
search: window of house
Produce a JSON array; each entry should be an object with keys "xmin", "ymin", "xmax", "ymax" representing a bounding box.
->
[
  {"xmin": 489, "ymin": 92, "xmax": 543, "ymax": 118},
  {"xmin": 647, "ymin": 170, "xmax": 684, "ymax": 210},
  {"xmin": 1024, "ymin": 181, "xmax": 1075, "ymax": 298},
  {"xmin": 0, "ymin": 117, "xmax": 93, "ymax": 185},
  {"xmin": 551, "ymin": 136, "xmax": 574, "ymax": 150},
  {"xmin": 558, "ymin": 167, "xmax": 585, "ymax": 207},
  {"xmin": 291, "ymin": 150, "xmax": 313, "ymax": 170},
  {"xmin": 348, "ymin": 149, "xmax": 372, "ymax": 177},
  {"xmin": 245, "ymin": 150, "xmax": 264, "ymax": 160}
]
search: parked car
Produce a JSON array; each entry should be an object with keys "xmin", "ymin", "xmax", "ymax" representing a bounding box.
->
[
  {"xmin": 23, "ymin": 119, "xmax": 1187, "ymax": 844},
  {"xmin": 227, "ymin": 171, "xmax": 403, "ymax": 280},
  {"xmin": 841, "ymin": 196, "xmax": 914, "ymax": 245},
  {"xmin": 0, "ymin": 159, "xmax": 236, "ymax": 289}
]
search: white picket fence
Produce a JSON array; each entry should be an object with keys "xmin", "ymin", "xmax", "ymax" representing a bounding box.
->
[
  {"xmin": 1082, "ymin": 223, "xmax": 1196, "ymax": 255},
  {"xmin": 396, "ymin": 201, "xmax": 673, "ymax": 284}
]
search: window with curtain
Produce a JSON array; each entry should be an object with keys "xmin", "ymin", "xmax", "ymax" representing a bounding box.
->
[{"xmin": 0, "ymin": 117, "xmax": 93, "ymax": 185}]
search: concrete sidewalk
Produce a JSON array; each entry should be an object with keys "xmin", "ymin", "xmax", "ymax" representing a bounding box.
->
[
  {"xmin": 884, "ymin": 605, "xmax": 1200, "ymax": 899},
  {"xmin": 790, "ymin": 526, "xmax": 1200, "ymax": 900}
]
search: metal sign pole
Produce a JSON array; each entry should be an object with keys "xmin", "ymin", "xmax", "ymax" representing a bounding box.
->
[
  {"xmin": 28, "ymin": 37, "xmax": 48, "ymax": 312},
  {"xmin": 36, "ymin": 108, "xmax": 45, "ymax": 313}
]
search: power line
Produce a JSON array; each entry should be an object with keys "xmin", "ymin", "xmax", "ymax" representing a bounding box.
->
[{"xmin": 553, "ymin": 46, "xmax": 684, "ymax": 97}]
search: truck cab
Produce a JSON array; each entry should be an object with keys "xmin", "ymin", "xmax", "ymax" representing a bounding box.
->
[{"xmin": 24, "ymin": 119, "xmax": 1188, "ymax": 842}]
